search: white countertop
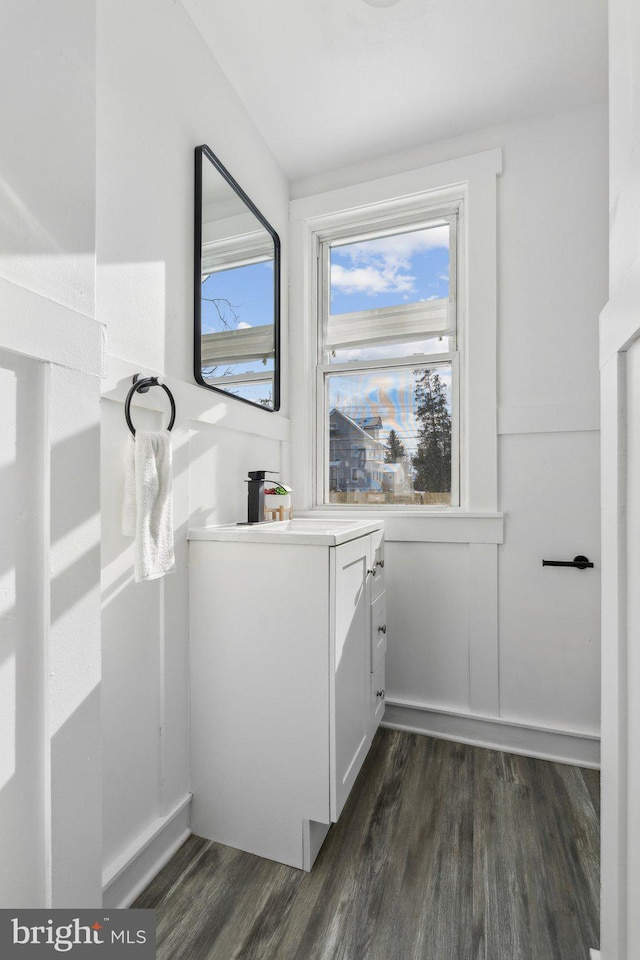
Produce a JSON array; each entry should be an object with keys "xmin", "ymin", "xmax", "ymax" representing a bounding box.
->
[{"xmin": 188, "ymin": 517, "xmax": 384, "ymax": 546}]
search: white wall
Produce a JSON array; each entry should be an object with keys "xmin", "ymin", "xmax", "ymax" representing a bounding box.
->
[
  {"xmin": 608, "ymin": 2, "xmax": 640, "ymax": 303},
  {"xmin": 97, "ymin": 0, "xmax": 290, "ymax": 907},
  {"xmin": 292, "ymin": 104, "xmax": 607, "ymax": 765},
  {"xmin": 0, "ymin": 0, "xmax": 103, "ymax": 907},
  {"xmin": 0, "ymin": 351, "xmax": 46, "ymax": 906}
]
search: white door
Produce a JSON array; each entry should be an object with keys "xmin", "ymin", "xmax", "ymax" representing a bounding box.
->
[
  {"xmin": 600, "ymin": 3, "xmax": 640, "ymax": 957},
  {"xmin": 600, "ymin": 293, "xmax": 640, "ymax": 960},
  {"xmin": 330, "ymin": 536, "xmax": 372, "ymax": 820}
]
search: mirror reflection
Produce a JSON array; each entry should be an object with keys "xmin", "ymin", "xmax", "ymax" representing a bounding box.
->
[{"xmin": 194, "ymin": 145, "xmax": 280, "ymax": 410}]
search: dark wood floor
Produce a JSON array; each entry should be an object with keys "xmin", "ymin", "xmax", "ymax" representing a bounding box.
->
[{"xmin": 134, "ymin": 729, "xmax": 600, "ymax": 960}]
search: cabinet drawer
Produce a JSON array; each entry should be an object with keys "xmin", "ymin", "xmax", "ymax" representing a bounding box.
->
[
  {"xmin": 370, "ymin": 591, "xmax": 387, "ymax": 672},
  {"xmin": 371, "ymin": 658, "xmax": 386, "ymax": 728},
  {"xmin": 369, "ymin": 528, "xmax": 385, "ymax": 601}
]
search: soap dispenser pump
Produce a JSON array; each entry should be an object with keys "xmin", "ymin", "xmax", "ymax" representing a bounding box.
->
[{"xmin": 243, "ymin": 470, "xmax": 279, "ymax": 525}]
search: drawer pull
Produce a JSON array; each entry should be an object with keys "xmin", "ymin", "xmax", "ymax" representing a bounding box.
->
[
  {"xmin": 367, "ymin": 568, "xmax": 376, "ymax": 576},
  {"xmin": 376, "ymin": 689, "xmax": 385, "ymax": 699},
  {"xmin": 378, "ymin": 624, "xmax": 387, "ymax": 634},
  {"xmin": 376, "ymin": 559, "xmax": 385, "ymax": 569}
]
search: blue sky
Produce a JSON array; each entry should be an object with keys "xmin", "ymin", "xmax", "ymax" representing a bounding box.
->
[
  {"xmin": 201, "ymin": 260, "xmax": 274, "ymax": 403},
  {"xmin": 330, "ymin": 224, "xmax": 449, "ymax": 315},
  {"xmin": 201, "ymin": 260, "xmax": 274, "ymax": 334}
]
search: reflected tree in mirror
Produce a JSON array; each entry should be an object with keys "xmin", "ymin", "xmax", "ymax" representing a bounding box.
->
[{"xmin": 194, "ymin": 145, "xmax": 280, "ymax": 411}]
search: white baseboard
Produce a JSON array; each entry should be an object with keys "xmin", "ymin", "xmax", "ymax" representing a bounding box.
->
[
  {"xmin": 102, "ymin": 794, "xmax": 192, "ymax": 908},
  {"xmin": 383, "ymin": 700, "xmax": 600, "ymax": 768},
  {"xmin": 589, "ymin": 950, "xmax": 600, "ymax": 960}
]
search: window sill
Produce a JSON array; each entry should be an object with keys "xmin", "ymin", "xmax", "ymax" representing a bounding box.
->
[{"xmin": 296, "ymin": 509, "xmax": 504, "ymax": 544}]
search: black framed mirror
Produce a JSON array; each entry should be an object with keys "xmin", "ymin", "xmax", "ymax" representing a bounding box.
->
[{"xmin": 194, "ymin": 145, "xmax": 281, "ymax": 411}]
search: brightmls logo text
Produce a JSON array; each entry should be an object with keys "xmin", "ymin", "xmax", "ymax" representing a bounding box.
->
[
  {"xmin": 0, "ymin": 910, "xmax": 155, "ymax": 958},
  {"xmin": 13, "ymin": 918, "xmax": 105, "ymax": 951}
]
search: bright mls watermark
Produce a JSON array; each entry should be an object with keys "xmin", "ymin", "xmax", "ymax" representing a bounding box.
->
[{"xmin": 0, "ymin": 910, "xmax": 155, "ymax": 958}]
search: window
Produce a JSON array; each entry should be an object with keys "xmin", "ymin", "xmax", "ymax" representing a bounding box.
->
[
  {"xmin": 316, "ymin": 206, "xmax": 460, "ymax": 507},
  {"xmin": 290, "ymin": 148, "xmax": 500, "ymax": 521}
]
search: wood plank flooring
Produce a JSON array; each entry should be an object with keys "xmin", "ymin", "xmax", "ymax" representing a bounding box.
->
[{"xmin": 133, "ymin": 729, "xmax": 600, "ymax": 960}]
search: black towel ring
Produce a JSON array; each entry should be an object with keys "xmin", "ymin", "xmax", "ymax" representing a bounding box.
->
[{"xmin": 125, "ymin": 375, "xmax": 176, "ymax": 437}]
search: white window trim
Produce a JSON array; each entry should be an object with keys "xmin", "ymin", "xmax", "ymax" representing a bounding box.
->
[{"xmin": 289, "ymin": 148, "xmax": 502, "ymax": 520}]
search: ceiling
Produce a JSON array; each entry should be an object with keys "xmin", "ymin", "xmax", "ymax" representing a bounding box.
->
[{"xmin": 180, "ymin": 0, "xmax": 608, "ymax": 183}]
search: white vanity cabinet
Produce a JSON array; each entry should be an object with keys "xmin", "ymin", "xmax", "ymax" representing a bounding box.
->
[{"xmin": 188, "ymin": 520, "xmax": 385, "ymax": 871}]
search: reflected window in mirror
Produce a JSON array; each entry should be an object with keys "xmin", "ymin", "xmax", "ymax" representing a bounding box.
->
[{"xmin": 194, "ymin": 145, "xmax": 280, "ymax": 411}]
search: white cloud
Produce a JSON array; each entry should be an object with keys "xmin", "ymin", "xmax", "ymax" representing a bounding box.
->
[
  {"xmin": 336, "ymin": 224, "xmax": 448, "ymax": 266},
  {"xmin": 237, "ymin": 321, "xmax": 252, "ymax": 328},
  {"xmin": 331, "ymin": 263, "xmax": 416, "ymax": 297},
  {"xmin": 331, "ymin": 224, "xmax": 449, "ymax": 300}
]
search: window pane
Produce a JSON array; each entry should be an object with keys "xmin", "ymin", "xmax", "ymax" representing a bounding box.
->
[
  {"xmin": 329, "ymin": 223, "xmax": 449, "ymax": 317},
  {"xmin": 329, "ymin": 336, "xmax": 453, "ymax": 364},
  {"xmin": 326, "ymin": 365, "xmax": 452, "ymax": 506}
]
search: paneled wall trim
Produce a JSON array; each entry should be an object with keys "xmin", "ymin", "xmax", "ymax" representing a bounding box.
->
[
  {"xmin": 0, "ymin": 276, "xmax": 105, "ymax": 378},
  {"xmin": 298, "ymin": 511, "xmax": 504, "ymax": 544},
  {"xmin": 380, "ymin": 514, "xmax": 502, "ymax": 544},
  {"xmin": 0, "ymin": 323, "xmax": 103, "ymax": 908},
  {"xmin": 102, "ymin": 795, "xmax": 191, "ymax": 909},
  {"xmin": 383, "ymin": 702, "xmax": 600, "ymax": 769},
  {"xmin": 102, "ymin": 356, "xmax": 290, "ymax": 443},
  {"xmin": 498, "ymin": 400, "xmax": 600, "ymax": 435}
]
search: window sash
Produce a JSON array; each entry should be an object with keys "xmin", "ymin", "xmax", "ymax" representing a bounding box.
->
[
  {"xmin": 325, "ymin": 298, "xmax": 451, "ymax": 350},
  {"xmin": 320, "ymin": 213, "xmax": 457, "ymax": 357},
  {"xmin": 316, "ymin": 354, "xmax": 460, "ymax": 508},
  {"xmin": 315, "ymin": 201, "xmax": 460, "ymax": 247},
  {"xmin": 320, "ymin": 350, "xmax": 457, "ymax": 375},
  {"xmin": 201, "ymin": 325, "xmax": 274, "ymax": 365}
]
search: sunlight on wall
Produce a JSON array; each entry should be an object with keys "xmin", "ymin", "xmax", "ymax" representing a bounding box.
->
[
  {"xmin": 0, "ymin": 367, "xmax": 16, "ymax": 467},
  {"xmin": 0, "ymin": 365, "xmax": 17, "ymax": 790},
  {"xmin": 0, "ymin": 175, "xmax": 95, "ymax": 319},
  {"xmin": 96, "ymin": 262, "xmax": 166, "ymax": 372},
  {"xmin": 0, "ymin": 652, "xmax": 15, "ymax": 791},
  {"xmin": 0, "ymin": 174, "xmax": 63, "ymax": 252},
  {"xmin": 0, "ymin": 570, "xmax": 15, "ymax": 620}
]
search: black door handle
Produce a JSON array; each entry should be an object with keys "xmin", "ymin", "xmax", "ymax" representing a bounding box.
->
[{"xmin": 542, "ymin": 555, "xmax": 594, "ymax": 570}]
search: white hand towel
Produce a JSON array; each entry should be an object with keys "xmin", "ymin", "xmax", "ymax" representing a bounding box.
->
[
  {"xmin": 122, "ymin": 435, "xmax": 137, "ymax": 538},
  {"xmin": 122, "ymin": 430, "xmax": 175, "ymax": 582}
]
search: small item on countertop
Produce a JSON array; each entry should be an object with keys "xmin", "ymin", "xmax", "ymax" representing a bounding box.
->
[{"xmin": 264, "ymin": 483, "xmax": 293, "ymax": 521}]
